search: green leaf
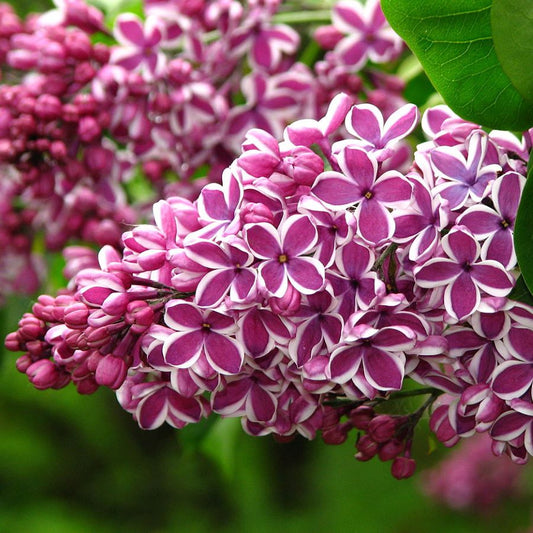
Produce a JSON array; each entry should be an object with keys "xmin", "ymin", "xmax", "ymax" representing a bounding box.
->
[
  {"xmin": 508, "ymin": 275, "xmax": 533, "ymax": 306},
  {"xmin": 381, "ymin": 0, "xmax": 533, "ymax": 130},
  {"xmin": 492, "ymin": 0, "xmax": 533, "ymax": 105},
  {"xmin": 515, "ymin": 160, "xmax": 533, "ymax": 295},
  {"xmin": 200, "ymin": 416, "xmax": 241, "ymax": 481}
]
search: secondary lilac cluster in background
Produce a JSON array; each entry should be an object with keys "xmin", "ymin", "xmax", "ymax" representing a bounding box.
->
[
  {"xmin": 7, "ymin": 87, "xmax": 533, "ymax": 477},
  {"xmin": 0, "ymin": 0, "xmax": 404, "ymax": 301}
]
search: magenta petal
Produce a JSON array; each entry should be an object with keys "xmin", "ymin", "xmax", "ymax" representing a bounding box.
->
[
  {"xmin": 337, "ymin": 37, "xmax": 368, "ymax": 68},
  {"xmin": 492, "ymin": 362, "xmax": 533, "ymax": 400},
  {"xmin": 286, "ymin": 257, "xmax": 325, "ymax": 294},
  {"xmin": 116, "ymin": 16, "xmax": 145, "ymax": 46},
  {"xmin": 373, "ymin": 173, "xmax": 412, "ymax": 204},
  {"xmin": 382, "ymin": 104, "xmax": 419, "ymax": 145},
  {"xmin": 372, "ymin": 327, "xmax": 415, "ymax": 351},
  {"xmin": 491, "ymin": 411, "xmax": 529, "ymax": 441},
  {"xmin": 328, "ymin": 346, "xmax": 361, "ymax": 383},
  {"xmin": 444, "ymin": 227, "xmax": 479, "ymax": 263},
  {"xmin": 291, "ymin": 318, "xmax": 323, "ymax": 367},
  {"xmin": 164, "ymin": 331, "xmax": 203, "ymax": 367},
  {"xmin": 458, "ymin": 206, "xmax": 500, "ymax": 237},
  {"xmin": 312, "ymin": 171, "xmax": 361, "ymax": 208},
  {"xmin": 281, "ymin": 216, "xmax": 317, "ymax": 256},
  {"xmin": 212, "ymin": 379, "xmax": 249, "ymax": 414},
  {"xmin": 507, "ymin": 327, "xmax": 533, "ymax": 361},
  {"xmin": 165, "ymin": 302, "xmax": 203, "ymax": 330},
  {"xmin": 363, "ymin": 347, "xmax": 404, "ymax": 391},
  {"xmin": 247, "ymin": 385, "xmax": 276, "ymax": 422},
  {"xmin": 431, "ymin": 147, "xmax": 467, "ymax": 179},
  {"xmin": 470, "ymin": 262, "xmax": 513, "ymax": 296},
  {"xmin": 357, "ymin": 199, "xmax": 394, "ymax": 243},
  {"xmin": 204, "ymin": 332, "xmax": 243, "ymax": 375},
  {"xmin": 245, "ymin": 223, "xmax": 281, "ymax": 259},
  {"xmin": 240, "ymin": 310, "xmax": 271, "ymax": 357},
  {"xmin": 347, "ymin": 104, "xmax": 382, "ymax": 146},
  {"xmin": 415, "ymin": 258, "xmax": 460, "ymax": 286},
  {"xmin": 340, "ymin": 147, "xmax": 377, "ymax": 191},
  {"xmin": 137, "ymin": 388, "xmax": 167, "ymax": 429},
  {"xmin": 495, "ymin": 171, "xmax": 524, "ymax": 217},
  {"xmin": 446, "ymin": 272, "xmax": 479, "ymax": 320},
  {"xmin": 259, "ymin": 260, "xmax": 287, "ymax": 296},
  {"xmin": 196, "ymin": 269, "xmax": 234, "ymax": 307},
  {"xmin": 484, "ymin": 231, "xmax": 515, "ymax": 269}
]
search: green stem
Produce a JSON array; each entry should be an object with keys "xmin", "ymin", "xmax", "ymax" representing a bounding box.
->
[
  {"xmin": 324, "ymin": 386, "xmax": 442, "ymax": 408},
  {"xmin": 272, "ymin": 10, "xmax": 332, "ymax": 25}
]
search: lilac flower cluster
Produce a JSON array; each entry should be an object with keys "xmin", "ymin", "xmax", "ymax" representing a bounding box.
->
[
  {"xmin": 0, "ymin": 0, "xmax": 405, "ymax": 302},
  {"xmin": 8, "ymin": 90, "xmax": 533, "ymax": 478}
]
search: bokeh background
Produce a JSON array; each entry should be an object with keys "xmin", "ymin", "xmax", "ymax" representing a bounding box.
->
[{"xmin": 2, "ymin": 1, "xmax": 533, "ymax": 532}]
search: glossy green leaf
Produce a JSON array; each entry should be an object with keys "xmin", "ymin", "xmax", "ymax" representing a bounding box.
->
[
  {"xmin": 508, "ymin": 275, "xmax": 533, "ymax": 306},
  {"xmin": 381, "ymin": 0, "xmax": 533, "ymax": 130},
  {"xmin": 492, "ymin": 0, "xmax": 533, "ymax": 105},
  {"xmin": 514, "ymin": 161, "xmax": 533, "ymax": 295}
]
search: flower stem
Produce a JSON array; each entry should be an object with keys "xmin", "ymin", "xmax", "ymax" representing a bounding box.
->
[{"xmin": 273, "ymin": 10, "xmax": 332, "ymax": 25}]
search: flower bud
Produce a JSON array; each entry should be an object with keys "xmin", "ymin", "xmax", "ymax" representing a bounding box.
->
[
  {"xmin": 355, "ymin": 434, "xmax": 379, "ymax": 461},
  {"xmin": 95, "ymin": 354, "xmax": 128, "ymax": 390},
  {"xmin": 78, "ymin": 115, "xmax": 101, "ymax": 143},
  {"xmin": 34, "ymin": 94, "xmax": 62, "ymax": 121},
  {"xmin": 378, "ymin": 439, "xmax": 404, "ymax": 462},
  {"xmin": 313, "ymin": 25, "xmax": 343, "ymax": 49},
  {"xmin": 322, "ymin": 422, "xmax": 350, "ymax": 445},
  {"xmin": 240, "ymin": 202, "xmax": 275, "ymax": 225},
  {"xmin": 391, "ymin": 456, "xmax": 416, "ymax": 480},
  {"xmin": 368, "ymin": 415, "xmax": 398, "ymax": 443},
  {"xmin": 349, "ymin": 405, "xmax": 375, "ymax": 430},
  {"xmin": 26, "ymin": 359, "xmax": 59, "ymax": 390},
  {"xmin": 269, "ymin": 284, "xmax": 301, "ymax": 315}
]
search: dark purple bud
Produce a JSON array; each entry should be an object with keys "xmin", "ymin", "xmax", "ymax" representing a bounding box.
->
[
  {"xmin": 65, "ymin": 31, "xmax": 92, "ymax": 60},
  {"xmin": 92, "ymin": 43, "xmax": 110, "ymax": 64},
  {"xmin": 322, "ymin": 422, "xmax": 350, "ymax": 445},
  {"xmin": 95, "ymin": 355, "xmax": 127, "ymax": 390},
  {"xmin": 75, "ymin": 376, "xmax": 99, "ymax": 395},
  {"xmin": 368, "ymin": 415, "xmax": 398, "ymax": 443},
  {"xmin": 34, "ymin": 94, "xmax": 62, "ymax": 121},
  {"xmin": 78, "ymin": 115, "xmax": 101, "ymax": 143},
  {"xmin": 349, "ymin": 405, "xmax": 375, "ymax": 430},
  {"xmin": 49, "ymin": 140, "xmax": 67, "ymax": 160},
  {"xmin": 355, "ymin": 434, "xmax": 379, "ymax": 461},
  {"xmin": 391, "ymin": 456, "xmax": 416, "ymax": 480},
  {"xmin": 378, "ymin": 439, "xmax": 404, "ymax": 461},
  {"xmin": 74, "ymin": 62, "xmax": 96, "ymax": 85}
]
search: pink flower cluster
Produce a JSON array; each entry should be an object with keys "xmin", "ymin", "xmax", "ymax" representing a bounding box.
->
[
  {"xmin": 0, "ymin": 0, "xmax": 404, "ymax": 302},
  {"xmin": 7, "ymin": 90, "xmax": 533, "ymax": 478}
]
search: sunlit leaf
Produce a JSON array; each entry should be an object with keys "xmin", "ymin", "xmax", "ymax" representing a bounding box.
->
[
  {"xmin": 381, "ymin": 0, "xmax": 533, "ymax": 130},
  {"xmin": 515, "ymin": 161, "xmax": 533, "ymax": 295},
  {"xmin": 492, "ymin": 0, "xmax": 533, "ymax": 105}
]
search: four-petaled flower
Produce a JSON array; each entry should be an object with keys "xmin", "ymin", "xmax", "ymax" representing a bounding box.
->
[
  {"xmin": 244, "ymin": 214, "xmax": 325, "ymax": 298},
  {"xmin": 163, "ymin": 301, "xmax": 244, "ymax": 375},
  {"xmin": 414, "ymin": 226, "xmax": 514, "ymax": 321}
]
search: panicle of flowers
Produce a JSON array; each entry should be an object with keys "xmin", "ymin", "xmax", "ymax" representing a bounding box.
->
[
  {"xmin": 9, "ymin": 88, "xmax": 533, "ymax": 479},
  {"xmin": 0, "ymin": 0, "xmax": 407, "ymax": 302}
]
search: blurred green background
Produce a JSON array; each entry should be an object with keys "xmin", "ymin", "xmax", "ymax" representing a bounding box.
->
[
  {"xmin": 2, "ymin": 302, "xmax": 533, "ymax": 533},
  {"xmin": 2, "ymin": 0, "xmax": 533, "ymax": 531}
]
